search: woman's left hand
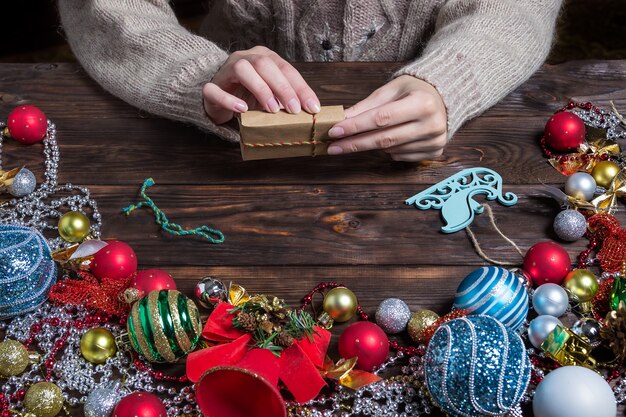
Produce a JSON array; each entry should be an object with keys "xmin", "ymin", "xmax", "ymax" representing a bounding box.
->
[{"xmin": 327, "ymin": 75, "xmax": 448, "ymax": 162}]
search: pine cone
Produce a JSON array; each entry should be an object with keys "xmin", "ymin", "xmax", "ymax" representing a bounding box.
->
[
  {"xmin": 275, "ymin": 332, "xmax": 295, "ymax": 347},
  {"xmin": 600, "ymin": 306, "xmax": 626, "ymax": 360},
  {"xmin": 236, "ymin": 312, "xmax": 258, "ymax": 332}
]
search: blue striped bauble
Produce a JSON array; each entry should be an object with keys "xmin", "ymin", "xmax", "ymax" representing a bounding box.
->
[
  {"xmin": 0, "ymin": 224, "xmax": 56, "ymax": 319},
  {"xmin": 454, "ymin": 266, "xmax": 529, "ymax": 331},
  {"xmin": 425, "ymin": 315, "xmax": 531, "ymax": 417}
]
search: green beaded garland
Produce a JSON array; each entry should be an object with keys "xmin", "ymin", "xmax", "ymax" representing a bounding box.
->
[{"xmin": 127, "ymin": 289, "xmax": 202, "ymax": 363}]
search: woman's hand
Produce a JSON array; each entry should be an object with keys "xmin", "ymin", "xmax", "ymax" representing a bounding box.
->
[
  {"xmin": 203, "ymin": 46, "xmax": 321, "ymax": 125},
  {"xmin": 327, "ymin": 75, "xmax": 448, "ymax": 162}
]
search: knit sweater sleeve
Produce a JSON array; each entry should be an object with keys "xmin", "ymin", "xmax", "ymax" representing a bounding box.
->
[
  {"xmin": 57, "ymin": 0, "xmax": 239, "ymax": 141},
  {"xmin": 395, "ymin": 0, "xmax": 562, "ymax": 138}
]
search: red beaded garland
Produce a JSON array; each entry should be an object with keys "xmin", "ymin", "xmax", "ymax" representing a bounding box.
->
[{"xmin": 6, "ymin": 105, "xmax": 48, "ymax": 145}]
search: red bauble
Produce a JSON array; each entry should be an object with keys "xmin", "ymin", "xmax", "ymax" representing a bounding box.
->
[
  {"xmin": 130, "ymin": 269, "xmax": 176, "ymax": 296},
  {"xmin": 338, "ymin": 321, "xmax": 389, "ymax": 371},
  {"xmin": 544, "ymin": 111, "xmax": 586, "ymax": 152},
  {"xmin": 6, "ymin": 105, "xmax": 48, "ymax": 145},
  {"xmin": 91, "ymin": 240, "xmax": 138, "ymax": 280},
  {"xmin": 113, "ymin": 392, "xmax": 166, "ymax": 417},
  {"xmin": 522, "ymin": 241, "xmax": 572, "ymax": 286}
]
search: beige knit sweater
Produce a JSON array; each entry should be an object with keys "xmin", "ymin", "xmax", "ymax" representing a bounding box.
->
[{"xmin": 57, "ymin": 0, "xmax": 562, "ymax": 142}]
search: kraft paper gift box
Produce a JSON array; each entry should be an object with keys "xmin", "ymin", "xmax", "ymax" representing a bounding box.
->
[{"xmin": 239, "ymin": 105, "xmax": 345, "ymax": 161}]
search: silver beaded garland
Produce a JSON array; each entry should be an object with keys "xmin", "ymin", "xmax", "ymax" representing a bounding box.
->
[
  {"xmin": 375, "ymin": 298, "xmax": 411, "ymax": 334},
  {"xmin": 553, "ymin": 209, "xmax": 587, "ymax": 242}
]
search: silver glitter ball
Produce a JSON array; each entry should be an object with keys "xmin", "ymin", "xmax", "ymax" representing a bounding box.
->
[
  {"xmin": 553, "ymin": 209, "xmax": 587, "ymax": 242},
  {"xmin": 375, "ymin": 298, "xmax": 411, "ymax": 334},
  {"xmin": 84, "ymin": 381, "xmax": 124, "ymax": 417},
  {"xmin": 195, "ymin": 276, "xmax": 227, "ymax": 310},
  {"xmin": 564, "ymin": 172, "xmax": 596, "ymax": 201},
  {"xmin": 7, "ymin": 168, "xmax": 36, "ymax": 197}
]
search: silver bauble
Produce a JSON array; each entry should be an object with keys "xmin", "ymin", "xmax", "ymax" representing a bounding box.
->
[
  {"xmin": 532, "ymin": 283, "xmax": 569, "ymax": 317},
  {"xmin": 564, "ymin": 172, "xmax": 596, "ymax": 201},
  {"xmin": 84, "ymin": 381, "xmax": 124, "ymax": 417},
  {"xmin": 528, "ymin": 315, "xmax": 562, "ymax": 348},
  {"xmin": 7, "ymin": 168, "xmax": 36, "ymax": 197},
  {"xmin": 195, "ymin": 276, "xmax": 227, "ymax": 309},
  {"xmin": 553, "ymin": 209, "xmax": 587, "ymax": 242},
  {"xmin": 571, "ymin": 317, "xmax": 602, "ymax": 347},
  {"xmin": 375, "ymin": 298, "xmax": 411, "ymax": 334}
]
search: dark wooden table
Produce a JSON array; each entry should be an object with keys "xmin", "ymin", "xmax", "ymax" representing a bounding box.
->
[{"xmin": 1, "ymin": 60, "xmax": 625, "ymax": 416}]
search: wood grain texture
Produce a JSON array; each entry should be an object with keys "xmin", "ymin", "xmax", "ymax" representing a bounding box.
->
[{"xmin": 0, "ymin": 61, "xmax": 625, "ymax": 417}]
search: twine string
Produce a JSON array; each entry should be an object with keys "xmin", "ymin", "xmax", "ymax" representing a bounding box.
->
[
  {"xmin": 610, "ymin": 100, "xmax": 626, "ymax": 126},
  {"xmin": 122, "ymin": 178, "xmax": 225, "ymax": 244},
  {"xmin": 465, "ymin": 204, "xmax": 524, "ymax": 266}
]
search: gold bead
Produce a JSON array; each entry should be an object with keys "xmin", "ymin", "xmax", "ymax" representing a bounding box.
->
[
  {"xmin": 591, "ymin": 161, "xmax": 620, "ymax": 189},
  {"xmin": 24, "ymin": 382, "xmax": 63, "ymax": 417},
  {"xmin": 0, "ymin": 340, "xmax": 30, "ymax": 376},
  {"xmin": 80, "ymin": 327, "xmax": 117, "ymax": 364},
  {"xmin": 58, "ymin": 211, "xmax": 91, "ymax": 243},
  {"xmin": 322, "ymin": 287, "xmax": 358, "ymax": 323},
  {"xmin": 407, "ymin": 310, "xmax": 439, "ymax": 344},
  {"xmin": 563, "ymin": 269, "xmax": 599, "ymax": 312}
]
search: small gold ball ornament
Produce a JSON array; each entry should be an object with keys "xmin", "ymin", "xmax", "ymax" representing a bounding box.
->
[
  {"xmin": 24, "ymin": 382, "xmax": 63, "ymax": 417},
  {"xmin": 591, "ymin": 161, "xmax": 621, "ymax": 189},
  {"xmin": 0, "ymin": 340, "xmax": 30, "ymax": 376},
  {"xmin": 322, "ymin": 287, "xmax": 358, "ymax": 322},
  {"xmin": 80, "ymin": 327, "xmax": 117, "ymax": 364},
  {"xmin": 407, "ymin": 310, "xmax": 440, "ymax": 344},
  {"xmin": 58, "ymin": 211, "xmax": 91, "ymax": 243},
  {"xmin": 563, "ymin": 269, "xmax": 599, "ymax": 313}
]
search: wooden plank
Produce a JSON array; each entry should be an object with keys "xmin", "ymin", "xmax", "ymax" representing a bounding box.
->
[
  {"xmin": 67, "ymin": 184, "xmax": 602, "ymax": 267},
  {"xmin": 0, "ymin": 115, "xmax": 564, "ymax": 186},
  {"xmin": 0, "ymin": 61, "xmax": 624, "ymax": 120}
]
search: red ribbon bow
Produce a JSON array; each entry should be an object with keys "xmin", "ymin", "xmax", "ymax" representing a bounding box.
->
[{"xmin": 186, "ymin": 302, "xmax": 331, "ymax": 403}]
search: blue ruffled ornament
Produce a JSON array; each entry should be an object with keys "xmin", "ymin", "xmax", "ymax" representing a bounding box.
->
[
  {"xmin": 453, "ymin": 266, "xmax": 529, "ymax": 331},
  {"xmin": 425, "ymin": 315, "xmax": 531, "ymax": 417},
  {"xmin": 0, "ymin": 224, "xmax": 56, "ymax": 319}
]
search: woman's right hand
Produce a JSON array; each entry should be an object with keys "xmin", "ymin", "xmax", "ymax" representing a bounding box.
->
[{"xmin": 203, "ymin": 46, "xmax": 321, "ymax": 125}]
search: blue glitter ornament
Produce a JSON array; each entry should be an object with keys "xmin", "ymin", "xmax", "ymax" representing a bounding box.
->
[
  {"xmin": 453, "ymin": 266, "xmax": 529, "ymax": 330},
  {"xmin": 425, "ymin": 315, "xmax": 531, "ymax": 417},
  {"xmin": 0, "ymin": 224, "xmax": 56, "ymax": 319}
]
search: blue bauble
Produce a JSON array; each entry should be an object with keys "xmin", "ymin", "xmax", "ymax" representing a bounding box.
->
[
  {"xmin": 425, "ymin": 315, "xmax": 531, "ymax": 417},
  {"xmin": 0, "ymin": 224, "xmax": 56, "ymax": 319},
  {"xmin": 454, "ymin": 266, "xmax": 529, "ymax": 330}
]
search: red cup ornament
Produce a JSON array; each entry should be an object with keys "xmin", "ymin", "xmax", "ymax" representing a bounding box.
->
[
  {"xmin": 6, "ymin": 105, "xmax": 48, "ymax": 145},
  {"xmin": 522, "ymin": 241, "xmax": 572, "ymax": 286},
  {"xmin": 338, "ymin": 321, "xmax": 389, "ymax": 371},
  {"xmin": 91, "ymin": 241, "xmax": 138, "ymax": 280},
  {"xmin": 130, "ymin": 269, "xmax": 176, "ymax": 297},
  {"xmin": 112, "ymin": 392, "xmax": 166, "ymax": 417},
  {"xmin": 544, "ymin": 111, "xmax": 586, "ymax": 152}
]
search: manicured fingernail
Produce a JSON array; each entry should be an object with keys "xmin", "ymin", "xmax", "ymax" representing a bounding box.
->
[
  {"xmin": 306, "ymin": 99, "xmax": 321, "ymax": 113},
  {"xmin": 287, "ymin": 98, "xmax": 301, "ymax": 114},
  {"xmin": 328, "ymin": 127, "xmax": 344, "ymax": 138},
  {"xmin": 234, "ymin": 102, "xmax": 248, "ymax": 113},
  {"xmin": 327, "ymin": 146, "xmax": 343, "ymax": 155},
  {"xmin": 267, "ymin": 97, "xmax": 280, "ymax": 113}
]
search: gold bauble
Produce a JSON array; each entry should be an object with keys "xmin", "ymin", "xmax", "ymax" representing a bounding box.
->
[
  {"xmin": 591, "ymin": 161, "xmax": 621, "ymax": 189},
  {"xmin": 322, "ymin": 287, "xmax": 358, "ymax": 322},
  {"xmin": 563, "ymin": 269, "xmax": 599, "ymax": 312},
  {"xmin": 80, "ymin": 327, "xmax": 117, "ymax": 364},
  {"xmin": 24, "ymin": 382, "xmax": 63, "ymax": 417},
  {"xmin": 58, "ymin": 211, "xmax": 91, "ymax": 243},
  {"xmin": 407, "ymin": 310, "xmax": 440, "ymax": 344},
  {"xmin": 0, "ymin": 340, "xmax": 30, "ymax": 376}
]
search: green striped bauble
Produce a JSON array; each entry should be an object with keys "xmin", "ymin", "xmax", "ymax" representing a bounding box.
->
[{"xmin": 127, "ymin": 289, "xmax": 202, "ymax": 363}]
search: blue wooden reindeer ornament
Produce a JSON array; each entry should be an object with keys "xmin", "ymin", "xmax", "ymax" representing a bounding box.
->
[{"xmin": 405, "ymin": 167, "xmax": 517, "ymax": 233}]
